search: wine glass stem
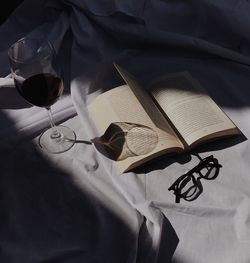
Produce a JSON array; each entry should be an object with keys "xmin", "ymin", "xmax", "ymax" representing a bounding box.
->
[{"xmin": 46, "ymin": 107, "xmax": 62, "ymax": 140}]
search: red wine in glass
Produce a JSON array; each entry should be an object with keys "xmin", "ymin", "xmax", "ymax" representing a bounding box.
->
[{"xmin": 15, "ymin": 73, "xmax": 63, "ymax": 107}]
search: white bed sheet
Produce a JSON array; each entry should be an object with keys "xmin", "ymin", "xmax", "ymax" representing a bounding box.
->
[
  {"xmin": 1, "ymin": 0, "xmax": 250, "ymax": 262},
  {"xmin": 71, "ymin": 68, "xmax": 250, "ymax": 263}
]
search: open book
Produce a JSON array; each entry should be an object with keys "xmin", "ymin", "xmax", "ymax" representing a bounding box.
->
[{"xmin": 88, "ymin": 64, "xmax": 240, "ymax": 173}]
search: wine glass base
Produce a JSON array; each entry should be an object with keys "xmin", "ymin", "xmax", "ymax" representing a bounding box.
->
[{"xmin": 39, "ymin": 125, "xmax": 76, "ymax": 154}]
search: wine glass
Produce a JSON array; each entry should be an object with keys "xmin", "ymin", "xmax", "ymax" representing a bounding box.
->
[{"xmin": 8, "ymin": 35, "xmax": 76, "ymax": 153}]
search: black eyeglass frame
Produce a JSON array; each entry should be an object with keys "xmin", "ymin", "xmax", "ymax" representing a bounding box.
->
[{"xmin": 168, "ymin": 155, "xmax": 222, "ymax": 203}]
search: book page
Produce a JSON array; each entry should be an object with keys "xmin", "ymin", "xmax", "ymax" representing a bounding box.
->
[
  {"xmin": 149, "ymin": 72, "xmax": 238, "ymax": 146},
  {"xmin": 87, "ymin": 84, "xmax": 184, "ymax": 173},
  {"xmin": 114, "ymin": 64, "xmax": 177, "ymax": 133}
]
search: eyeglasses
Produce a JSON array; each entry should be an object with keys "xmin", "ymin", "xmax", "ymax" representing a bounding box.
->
[{"xmin": 168, "ymin": 154, "xmax": 222, "ymax": 203}]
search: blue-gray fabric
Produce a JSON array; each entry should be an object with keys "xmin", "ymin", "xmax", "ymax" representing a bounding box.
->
[{"xmin": 1, "ymin": 0, "xmax": 250, "ymax": 262}]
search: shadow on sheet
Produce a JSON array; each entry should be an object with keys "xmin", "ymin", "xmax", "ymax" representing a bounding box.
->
[{"xmin": 0, "ymin": 110, "xmax": 179, "ymax": 262}]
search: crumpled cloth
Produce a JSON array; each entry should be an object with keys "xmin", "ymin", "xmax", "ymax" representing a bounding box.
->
[{"xmin": 1, "ymin": 0, "xmax": 250, "ymax": 263}]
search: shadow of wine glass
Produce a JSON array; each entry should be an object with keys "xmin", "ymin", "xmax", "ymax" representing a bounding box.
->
[
  {"xmin": 91, "ymin": 122, "xmax": 159, "ymax": 161},
  {"xmin": 65, "ymin": 138, "xmax": 92, "ymax": 144}
]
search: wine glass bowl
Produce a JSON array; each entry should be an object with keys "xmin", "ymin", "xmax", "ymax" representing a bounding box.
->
[{"xmin": 8, "ymin": 36, "xmax": 76, "ymax": 153}]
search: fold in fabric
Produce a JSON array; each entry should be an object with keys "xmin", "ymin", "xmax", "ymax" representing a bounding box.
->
[
  {"xmin": 1, "ymin": 0, "xmax": 250, "ymax": 263},
  {"xmin": 63, "ymin": 0, "xmax": 147, "ymax": 17}
]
